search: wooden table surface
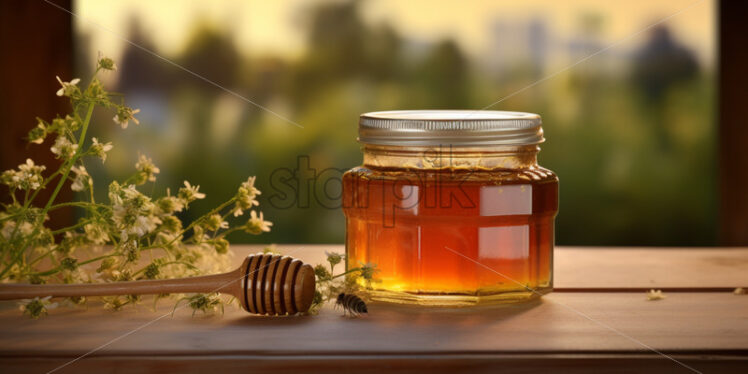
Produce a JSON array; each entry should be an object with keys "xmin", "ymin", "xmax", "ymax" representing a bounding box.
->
[{"xmin": 1, "ymin": 245, "xmax": 746, "ymax": 373}]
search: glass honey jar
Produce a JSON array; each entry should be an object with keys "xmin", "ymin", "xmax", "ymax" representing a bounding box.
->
[{"xmin": 342, "ymin": 110, "xmax": 558, "ymax": 305}]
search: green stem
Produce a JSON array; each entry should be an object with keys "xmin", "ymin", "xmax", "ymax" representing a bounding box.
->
[
  {"xmin": 220, "ymin": 209, "xmax": 234, "ymax": 222},
  {"xmin": 0, "ymin": 212, "xmax": 20, "ymax": 223},
  {"xmin": 133, "ymin": 261, "xmax": 197, "ymax": 277},
  {"xmin": 48, "ymin": 201, "xmax": 110, "ymax": 212},
  {"xmin": 43, "ymin": 104, "xmax": 94, "ymax": 212},
  {"xmin": 121, "ymin": 173, "xmax": 138, "ymax": 185},
  {"xmin": 332, "ymin": 268, "xmax": 361, "ymax": 280},
  {"xmin": 213, "ymin": 210, "xmax": 236, "ymax": 239},
  {"xmin": 217, "ymin": 226, "xmax": 242, "ymax": 238},
  {"xmin": 50, "ymin": 219, "xmax": 90, "ymax": 235},
  {"xmin": 162, "ymin": 196, "xmax": 236, "ymax": 249},
  {"xmin": 79, "ymin": 254, "xmax": 117, "ymax": 266},
  {"xmin": 30, "ymin": 253, "xmax": 117, "ymax": 277},
  {"xmin": 25, "ymin": 169, "xmax": 63, "ymax": 208},
  {"xmin": 27, "ymin": 247, "xmax": 57, "ymax": 267}
]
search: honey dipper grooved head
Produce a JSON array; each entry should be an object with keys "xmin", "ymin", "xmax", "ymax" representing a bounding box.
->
[{"xmin": 240, "ymin": 253, "xmax": 316, "ymax": 315}]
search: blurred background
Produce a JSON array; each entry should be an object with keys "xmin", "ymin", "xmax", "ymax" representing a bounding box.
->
[{"xmin": 3, "ymin": 0, "xmax": 724, "ymax": 246}]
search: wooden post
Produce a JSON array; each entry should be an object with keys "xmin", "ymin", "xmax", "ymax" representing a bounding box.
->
[
  {"xmin": 719, "ymin": 1, "xmax": 748, "ymax": 245},
  {"xmin": 0, "ymin": 0, "xmax": 75, "ymax": 230}
]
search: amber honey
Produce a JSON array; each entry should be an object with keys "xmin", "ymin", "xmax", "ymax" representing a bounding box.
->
[
  {"xmin": 344, "ymin": 110, "xmax": 558, "ymax": 305},
  {"xmin": 343, "ymin": 166, "xmax": 557, "ymax": 304}
]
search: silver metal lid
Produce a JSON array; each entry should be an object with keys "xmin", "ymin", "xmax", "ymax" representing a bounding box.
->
[{"xmin": 358, "ymin": 110, "xmax": 544, "ymax": 146}]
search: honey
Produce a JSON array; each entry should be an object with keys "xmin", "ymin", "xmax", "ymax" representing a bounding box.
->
[{"xmin": 343, "ymin": 110, "xmax": 558, "ymax": 305}]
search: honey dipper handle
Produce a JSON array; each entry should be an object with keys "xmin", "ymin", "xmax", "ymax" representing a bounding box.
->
[{"xmin": 0, "ymin": 269, "xmax": 242, "ymax": 300}]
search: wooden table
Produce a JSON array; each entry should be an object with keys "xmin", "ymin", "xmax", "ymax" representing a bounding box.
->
[{"xmin": 1, "ymin": 245, "xmax": 746, "ymax": 373}]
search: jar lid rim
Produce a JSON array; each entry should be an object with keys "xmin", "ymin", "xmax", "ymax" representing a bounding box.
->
[{"xmin": 358, "ymin": 110, "xmax": 544, "ymax": 146}]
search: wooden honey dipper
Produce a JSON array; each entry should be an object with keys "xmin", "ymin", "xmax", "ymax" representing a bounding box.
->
[{"xmin": 0, "ymin": 253, "xmax": 316, "ymax": 315}]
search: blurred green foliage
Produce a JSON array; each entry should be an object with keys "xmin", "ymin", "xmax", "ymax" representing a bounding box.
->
[{"xmin": 77, "ymin": 1, "xmax": 715, "ymax": 246}]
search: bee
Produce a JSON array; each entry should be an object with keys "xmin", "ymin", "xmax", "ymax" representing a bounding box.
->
[{"xmin": 336, "ymin": 293, "xmax": 368, "ymax": 317}]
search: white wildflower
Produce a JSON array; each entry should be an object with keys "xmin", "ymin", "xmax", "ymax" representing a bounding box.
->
[
  {"xmin": 5, "ymin": 158, "xmax": 46, "ymax": 190},
  {"xmin": 325, "ymin": 251, "xmax": 344, "ymax": 267},
  {"xmin": 234, "ymin": 176, "xmax": 261, "ymax": 216},
  {"xmin": 70, "ymin": 165, "xmax": 91, "ymax": 192},
  {"xmin": 0, "ymin": 170, "xmax": 20, "ymax": 189},
  {"xmin": 1, "ymin": 221, "xmax": 34, "ymax": 240},
  {"xmin": 54, "ymin": 115, "xmax": 79, "ymax": 133},
  {"xmin": 55, "ymin": 76, "xmax": 80, "ymax": 97},
  {"xmin": 90, "ymin": 137, "xmax": 113, "ymax": 162},
  {"xmin": 135, "ymin": 154, "xmax": 160, "ymax": 183},
  {"xmin": 121, "ymin": 240, "xmax": 140, "ymax": 263},
  {"xmin": 67, "ymin": 267, "xmax": 91, "ymax": 283},
  {"xmin": 19, "ymin": 296, "xmax": 58, "ymax": 319},
  {"xmin": 130, "ymin": 215, "xmax": 161, "ymax": 238},
  {"xmin": 113, "ymin": 106, "xmax": 140, "ymax": 129},
  {"xmin": 50, "ymin": 136, "xmax": 78, "ymax": 159},
  {"xmin": 28, "ymin": 120, "xmax": 47, "ymax": 144},
  {"xmin": 84, "ymin": 222, "xmax": 109, "ymax": 245},
  {"xmin": 203, "ymin": 214, "xmax": 228, "ymax": 231},
  {"xmin": 109, "ymin": 184, "xmax": 159, "ymax": 241},
  {"xmin": 97, "ymin": 53, "xmax": 117, "ymax": 71},
  {"xmin": 108, "ymin": 182, "xmax": 123, "ymax": 206},
  {"xmin": 18, "ymin": 221, "xmax": 33, "ymax": 236},
  {"xmin": 156, "ymin": 193, "xmax": 184, "ymax": 215},
  {"xmin": 121, "ymin": 184, "xmax": 145, "ymax": 203},
  {"xmin": 178, "ymin": 181, "xmax": 206, "ymax": 203},
  {"xmin": 110, "ymin": 209, "xmax": 124, "ymax": 234},
  {"xmin": 102, "ymin": 297, "xmax": 128, "ymax": 311},
  {"xmin": 244, "ymin": 210, "xmax": 272, "ymax": 234}
]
